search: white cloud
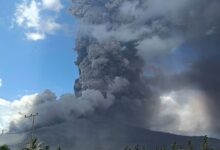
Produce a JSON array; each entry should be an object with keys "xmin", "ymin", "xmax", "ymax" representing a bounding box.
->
[
  {"xmin": 42, "ymin": 0, "xmax": 63, "ymax": 12},
  {"xmin": 151, "ymin": 89, "xmax": 211, "ymax": 136},
  {"xmin": 0, "ymin": 78, "xmax": 2, "ymax": 88},
  {"xmin": 15, "ymin": 0, "xmax": 40, "ymax": 28},
  {"xmin": 0, "ymin": 93, "xmax": 39, "ymax": 131},
  {"xmin": 41, "ymin": 19, "xmax": 62, "ymax": 34},
  {"xmin": 0, "ymin": 89, "xmax": 115, "ymax": 132},
  {"xmin": 25, "ymin": 32, "xmax": 45, "ymax": 41},
  {"xmin": 14, "ymin": 0, "xmax": 63, "ymax": 41}
]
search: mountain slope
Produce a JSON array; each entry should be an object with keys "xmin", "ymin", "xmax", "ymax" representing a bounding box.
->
[{"xmin": 1, "ymin": 119, "xmax": 220, "ymax": 150}]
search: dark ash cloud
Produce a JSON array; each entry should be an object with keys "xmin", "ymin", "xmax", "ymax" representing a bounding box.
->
[
  {"xmin": 70, "ymin": 0, "xmax": 220, "ymax": 135},
  {"xmin": 4, "ymin": 0, "xmax": 220, "ymax": 149}
]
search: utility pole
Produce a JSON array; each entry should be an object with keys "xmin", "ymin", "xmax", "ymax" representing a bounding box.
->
[{"xmin": 25, "ymin": 113, "xmax": 39, "ymax": 140}]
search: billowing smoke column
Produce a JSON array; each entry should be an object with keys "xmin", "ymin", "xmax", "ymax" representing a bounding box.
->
[
  {"xmin": 71, "ymin": 0, "xmax": 161, "ymax": 126},
  {"xmin": 70, "ymin": 0, "xmax": 220, "ymax": 135},
  {"xmin": 74, "ymin": 39, "xmax": 145, "ymax": 100},
  {"xmin": 6, "ymin": 0, "xmax": 220, "ymax": 138}
]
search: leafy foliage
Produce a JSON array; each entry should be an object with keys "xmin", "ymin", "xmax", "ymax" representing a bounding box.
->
[
  {"xmin": 22, "ymin": 138, "xmax": 54, "ymax": 150},
  {"xmin": 0, "ymin": 145, "xmax": 10, "ymax": 150},
  {"xmin": 0, "ymin": 135, "xmax": 215, "ymax": 150},
  {"xmin": 125, "ymin": 136, "xmax": 214, "ymax": 150},
  {"xmin": 172, "ymin": 142, "xmax": 178, "ymax": 150}
]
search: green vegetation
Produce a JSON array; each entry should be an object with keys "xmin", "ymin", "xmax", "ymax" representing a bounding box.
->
[
  {"xmin": 0, "ymin": 138, "xmax": 60, "ymax": 150},
  {"xmin": 22, "ymin": 138, "xmax": 44, "ymax": 150},
  {"xmin": 201, "ymin": 136, "xmax": 212, "ymax": 150},
  {"xmin": 125, "ymin": 136, "xmax": 214, "ymax": 150},
  {"xmin": 0, "ymin": 135, "xmax": 215, "ymax": 150},
  {"xmin": 0, "ymin": 144, "xmax": 10, "ymax": 150}
]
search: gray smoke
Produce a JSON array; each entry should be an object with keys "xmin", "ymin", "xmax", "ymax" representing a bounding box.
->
[
  {"xmin": 70, "ymin": 0, "xmax": 220, "ymax": 135},
  {"xmin": 8, "ymin": 0, "xmax": 220, "ymax": 141},
  {"xmin": 9, "ymin": 89, "xmax": 114, "ymax": 132},
  {"xmin": 185, "ymin": 37, "xmax": 220, "ymax": 136}
]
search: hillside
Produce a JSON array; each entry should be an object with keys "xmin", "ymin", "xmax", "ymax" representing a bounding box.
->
[{"xmin": 1, "ymin": 119, "xmax": 220, "ymax": 150}]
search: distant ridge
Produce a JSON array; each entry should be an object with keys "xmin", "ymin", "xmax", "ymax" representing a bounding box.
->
[{"xmin": 1, "ymin": 119, "xmax": 220, "ymax": 150}]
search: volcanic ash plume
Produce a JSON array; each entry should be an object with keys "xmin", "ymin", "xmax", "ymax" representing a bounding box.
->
[
  {"xmin": 70, "ymin": 0, "xmax": 220, "ymax": 136},
  {"xmin": 6, "ymin": 0, "xmax": 220, "ymax": 138}
]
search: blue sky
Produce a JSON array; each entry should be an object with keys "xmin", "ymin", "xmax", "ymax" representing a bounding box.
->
[{"xmin": 0, "ymin": 0, "xmax": 78, "ymax": 100}]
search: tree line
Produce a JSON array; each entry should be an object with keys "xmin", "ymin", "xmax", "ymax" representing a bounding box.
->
[
  {"xmin": 0, "ymin": 135, "xmax": 215, "ymax": 150},
  {"xmin": 125, "ymin": 136, "xmax": 214, "ymax": 150}
]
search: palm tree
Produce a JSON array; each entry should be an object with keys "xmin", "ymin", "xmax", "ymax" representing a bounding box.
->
[
  {"xmin": 201, "ymin": 136, "xmax": 212, "ymax": 150},
  {"xmin": 22, "ymin": 138, "xmax": 44, "ymax": 150}
]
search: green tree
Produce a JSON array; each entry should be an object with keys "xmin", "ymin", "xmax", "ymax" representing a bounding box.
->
[
  {"xmin": 0, "ymin": 145, "xmax": 10, "ymax": 150},
  {"xmin": 188, "ymin": 140, "xmax": 193, "ymax": 150},
  {"xmin": 201, "ymin": 136, "xmax": 212, "ymax": 150},
  {"xmin": 172, "ymin": 142, "xmax": 178, "ymax": 150},
  {"xmin": 57, "ymin": 146, "xmax": 61, "ymax": 150},
  {"xmin": 23, "ymin": 138, "xmax": 44, "ymax": 150}
]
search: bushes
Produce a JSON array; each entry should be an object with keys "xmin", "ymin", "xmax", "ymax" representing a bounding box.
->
[
  {"xmin": 0, "ymin": 135, "xmax": 214, "ymax": 150},
  {"xmin": 22, "ymin": 138, "xmax": 46, "ymax": 150},
  {"xmin": 125, "ymin": 136, "xmax": 213, "ymax": 150},
  {"xmin": 0, "ymin": 138, "xmax": 60, "ymax": 150},
  {"xmin": 21, "ymin": 138, "xmax": 62, "ymax": 150},
  {"xmin": 0, "ymin": 145, "xmax": 10, "ymax": 150}
]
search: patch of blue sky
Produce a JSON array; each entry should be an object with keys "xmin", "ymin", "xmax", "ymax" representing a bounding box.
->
[{"xmin": 0, "ymin": 0, "xmax": 78, "ymax": 100}]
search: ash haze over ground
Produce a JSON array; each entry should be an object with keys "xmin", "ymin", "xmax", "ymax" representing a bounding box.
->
[{"xmin": 1, "ymin": 0, "xmax": 220, "ymax": 147}]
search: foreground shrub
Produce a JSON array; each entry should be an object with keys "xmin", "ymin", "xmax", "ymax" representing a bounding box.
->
[
  {"xmin": 0, "ymin": 145, "xmax": 10, "ymax": 150},
  {"xmin": 125, "ymin": 136, "xmax": 213, "ymax": 150},
  {"xmin": 22, "ymin": 138, "xmax": 49, "ymax": 150}
]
